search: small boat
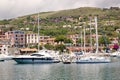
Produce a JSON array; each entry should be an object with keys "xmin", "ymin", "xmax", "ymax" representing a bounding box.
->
[
  {"xmin": 63, "ymin": 61, "xmax": 71, "ymax": 64},
  {"xmin": 0, "ymin": 54, "xmax": 13, "ymax": 61},
  {"xmin": 12, "ymin": 50, "xmax": 60, "ymax": 64},
  {"xmin": 62, "ymin": 58, "xmax": 71, "ymax": 64},
  {"xmin": 110, "ymin": 51, "xmax": 120, "ymax": 57},
  {"xmin": 0, "ymin": 45, "xmax": 13, "ymax": 61},
  {"xmin": 0, "ymin": 54, "xmax": 4, "ymax": 61},
  {"xmin": 0, "ymin": 59, "xmax": 4, "ymax": 62},
  {"xmin": 61, "ymin": 54, "xmax": 71, "ymax": 64},
  {"xmin": 0, "ymin": 58, "xmax": 4, "ymax": 62}
]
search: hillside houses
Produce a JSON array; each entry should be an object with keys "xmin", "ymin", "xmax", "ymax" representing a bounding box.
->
[
  {"xmin": 0, "ymin": 28, "xmax": 119, "ymax": 53},
  {"xmin": 0, "ymin": 30, "xmax": 56, "ymax": 48}
]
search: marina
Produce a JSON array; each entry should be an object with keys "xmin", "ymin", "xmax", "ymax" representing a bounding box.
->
[
  {"xmin": 0, "ymin": 57, "xmax": 120, "ymax": 80},
  {"xmin": 0, "ymin": 1, "xmax": 120, "ymax": 80}
]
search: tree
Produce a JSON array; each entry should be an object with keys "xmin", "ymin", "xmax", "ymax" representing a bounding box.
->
[
  {"xmin": 55, "ymin": 44, "xmax": 66, "ymax": 53},
  {"xmin": 118, "ymin": 34, "xmax": 120, "ymax": 44},
  {"xmin": 55, "ymin": 35, "xmax": 66, "ymax": 43},
  {"xmin": 55, "ymin": 35, "xmax": 73, "ymax": 44},
  {"xmin": 99, "ymin": 36, "xmax": 110, "ymax": 46},
  {"xmin": 64, "ymin": 38, "xmax": 73, "ymax": 44},
  {"xmin": 44, "ymin": 44, "xmax": 54, "ymax": 50}
]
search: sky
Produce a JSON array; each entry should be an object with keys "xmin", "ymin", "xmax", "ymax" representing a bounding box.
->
[{"xmin": 0, "ymin": 0, "xmax": 120, "ymax": 20}]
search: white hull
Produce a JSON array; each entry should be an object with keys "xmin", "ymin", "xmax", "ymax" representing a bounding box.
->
[
  {"xmin": 13, "ymin": 57, "xmax": 60, "ymax": 64},
  {"xmin": 76, "ymin": 60, "xmax": 110, "ymax": 63},
  {"xmin": 110, "ymin": 51, "xmax": 120, "ymax": 57},
  {"xmin": 0, "ymin": 58, "xmax": 4, "ymax": 61},
  {"xmin": 0, "ymin": 54, "xmax": 13, "ymax": 61},
  {"xmin": 76, "ymin": 56, "xmax": 111, "ymax": 63}
]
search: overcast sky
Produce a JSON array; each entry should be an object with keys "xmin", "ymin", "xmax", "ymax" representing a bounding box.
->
[{"xmin": 0, "ymin": 0, "xmax": 120, "ymax": 20}]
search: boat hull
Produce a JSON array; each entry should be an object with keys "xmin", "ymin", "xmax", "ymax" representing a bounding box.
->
[
  {"xmin": 13, "ymin": 58, "xmax": 60, "ymax": 64},
  {"xmin": 0, "ymin": 59, "xmax": 4, "ymax": 62},
  {"xmin": 76, "ymin": 60, "xmax": 111, "ymax": 63},
  {"xmin": 63, "ymin": 62, "xmax": 71, "ymax": 64}
]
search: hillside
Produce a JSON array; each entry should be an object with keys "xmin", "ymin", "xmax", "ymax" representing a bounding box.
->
[
  {"xmin": 40, "ymin": 7, "xmax": 103, "ymax": 18},
  {"xmin": 0, "ymin": 7, "xmax": 120, "ymax": 38}
]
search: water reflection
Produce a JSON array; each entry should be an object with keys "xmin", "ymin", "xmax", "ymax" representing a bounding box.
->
[{"xmin": 0, "ymin": 58, "xmax": 120, "ymax": 80}]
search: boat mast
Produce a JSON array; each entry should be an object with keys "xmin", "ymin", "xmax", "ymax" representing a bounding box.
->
[
  {"xmin": 81, "ymin": 31, "xmax": 83, "ymax": 51},
  {"xmin": 95, "ymin": 16, "xmax": 98, "ymax": 53},
  {"xmin": 38, "ymin": 13, "xmax": 40, "ymax": 51},
  {"xmin": 90, "ymin": 17, "xmax": 92, "ymax": 51},
  {"xmin": 83, "ymin": 25, "xmax": 86, "ymax": 53}
]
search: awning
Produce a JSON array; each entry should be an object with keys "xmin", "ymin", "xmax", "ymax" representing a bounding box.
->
[{"xmin": 20, "ymin": 48, "xmax": 37, "ymax": 52}]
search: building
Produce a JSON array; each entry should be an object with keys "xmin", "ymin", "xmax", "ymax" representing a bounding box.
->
[
  {"xmin": 5, "ymin": 30, "xmax": 25, "ymax": 47},
  {"xmin": 26, "ymin": 33, "xmax": 38, "ymax": 46},
  {"xmin": 26, "ymin": 33, "xmax": 55, "ymax": 46},
  {"xmin": 40, "ymin": 37, "xmax": 55, "ymax": 45},
  {"xmin": 0, "ymin": 29, "xmax": 10, "ymax": 54},
  {"xmin": 67, "ymin": 34, "xmax": 80, "ymax": 46}
]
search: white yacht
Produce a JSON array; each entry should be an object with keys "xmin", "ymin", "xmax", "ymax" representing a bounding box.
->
[
  {"xmin": 12, "ymin": 49, "xmax": 60, "ymax": 64},
  {"xmin": 12, "ymin": 14, "xmax": 60, "ymax": 64}
]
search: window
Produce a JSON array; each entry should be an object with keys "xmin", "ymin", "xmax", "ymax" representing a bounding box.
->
[
  {"xmin": 31, "ymin": 54, "xmax": 44, "ymax": 56},
  {"xmin": 21, "ymin": 35, "xmax": 23, "ymax": 37}
]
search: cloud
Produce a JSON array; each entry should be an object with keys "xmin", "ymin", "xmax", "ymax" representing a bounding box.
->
[
  {"xmin": 94, "ymin": 0, "xmax": 120, "ymax": 8},
  {"xmin": 0, "ymin": 0, "xmax": 120, "ymax": 20}
]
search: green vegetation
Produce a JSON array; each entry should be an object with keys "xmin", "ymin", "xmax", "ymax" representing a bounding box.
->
[
  {"xmin": 55, "ymin": 35, "xmax": 72, "ymax": 43},
  {"xmin": 44, "ymin": 44, "xmax": 54, "ymax": 50},
  {"xmin": 99, "ymin": 36, "xmax": 111, "ymax": 46},
  {"xmin": 0, "ymin": 7, "xmax": 120, "ymax": 45},
  {"xmin": 55, "ymin": 44, "xmax": 66, "ymax": 53}
]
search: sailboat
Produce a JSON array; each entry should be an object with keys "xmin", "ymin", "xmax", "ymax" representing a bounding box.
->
[
  {"xmin": 12, "ymin": 13, "xmax": 60, "ymax": 64},
  {"xmin": 76, "ymin": 16, "xmax": 111, "ymax": 63}
]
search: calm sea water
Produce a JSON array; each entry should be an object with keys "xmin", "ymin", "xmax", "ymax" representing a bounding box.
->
[{"xmin": 0, "ymin": 58, "xmax": 120, "ymax": 80}]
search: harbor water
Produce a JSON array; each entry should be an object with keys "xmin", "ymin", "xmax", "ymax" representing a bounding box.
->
[{"xmin": 0, "ymin": 58, "xmax": 120, "ymax": 80}]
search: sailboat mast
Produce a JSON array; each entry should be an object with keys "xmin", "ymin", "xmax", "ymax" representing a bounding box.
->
[
  {"xmin": 90, "ymin": 17, "xmax": 92, "ymax": 51},
  {"xmin": 83, "ymin": 25, "xmax": 86, "ymax": 53},
  {"xmin": 38, "ymin": 13, "xmax": 40, "ymax": 51},
  {"xmin": 95, "ymin": 16, "xmax": 98, "ymax": 53},
  {"xmin": 81, "ymin": 31, "xmax": 83, "ymax": 51}
]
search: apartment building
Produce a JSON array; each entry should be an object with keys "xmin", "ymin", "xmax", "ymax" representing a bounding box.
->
[
  {"xmin": 26, "ymin": 33, "xmax": 55, "ymax": 46},
  {"xmin": 5, "ymin": 30, "xmax": 25, "ymax": 47},
  {"xmin": 0, "ymin": 29, "xmax": 10, "ymax": 54},
  {"xmin": 26, "ymin": 33, "xmax": 38, "ymax": 45}
]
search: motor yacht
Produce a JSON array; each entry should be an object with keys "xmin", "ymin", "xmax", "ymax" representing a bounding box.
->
[{"xmin": 12, "ymin": 50, "xmax": 60, "ymax": 64}]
